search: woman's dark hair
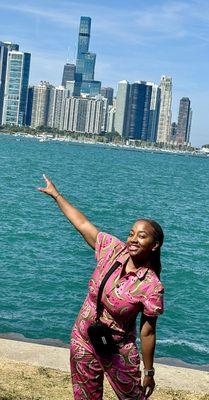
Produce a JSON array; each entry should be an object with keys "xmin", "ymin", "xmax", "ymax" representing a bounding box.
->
[{"xmin": 141, "ymin": 219, "xmax": 164, "ymax": 278}]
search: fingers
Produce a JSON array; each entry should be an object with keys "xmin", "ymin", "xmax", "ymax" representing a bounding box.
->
[
  {"xmin": 142, "ymin": 377, "xmax": 155, "ymax": 398},
  {"xmin": 37, "ymin": 174, "xmax": 50, "ymax": 193},
  {"xmin": 43, "ymin": 174, "xmax": 50, "ymax": 184},
  {"xmin": 143, "ymin": 386, "xmax": 154, "ymax": 398},
  {"xmin": 37, "ymin": 187, "xmax": 46, "ymax": 192}
]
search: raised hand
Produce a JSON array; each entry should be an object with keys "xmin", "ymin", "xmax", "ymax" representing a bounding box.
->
[{"xmin": 37, "ymin": 174, "xmax": 59, "ymax": 199}]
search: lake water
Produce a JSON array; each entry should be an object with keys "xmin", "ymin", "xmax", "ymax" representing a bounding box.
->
[{"xmin": 0, "ymin": 133, "xmax": 208, "ymax": 367}]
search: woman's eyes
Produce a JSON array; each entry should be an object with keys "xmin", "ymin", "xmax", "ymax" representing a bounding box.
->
[{"xmin": 129, "ymin": 232, "xmax": 147, "ymax": 239}]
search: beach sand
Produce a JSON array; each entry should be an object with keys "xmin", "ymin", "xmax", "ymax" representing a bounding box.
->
[{"xmin": 0, "ymin": 338, "xmax": 208, "ymax": 400}]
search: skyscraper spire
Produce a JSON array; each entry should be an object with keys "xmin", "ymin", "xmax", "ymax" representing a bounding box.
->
[{"xmin": 77, "ymin": 16, "xmax": 91, "ymax": 58}]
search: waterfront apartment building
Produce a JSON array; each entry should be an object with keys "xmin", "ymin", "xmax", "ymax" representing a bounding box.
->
[
  {"xmin": 30, "ymin": 81, "xmax": 52, "ymax": 128},
  {"xmin": 47, "ymin": 86, "xmax": 65, "ymax": 129},
  {"xmin": 106, "ymin": 106, "xmax": 116, "ymax": 133},
  {"xmin": 60, "ymin": 96, "xmax": 104, "ymax": 134},
  {"xmin": 176, "ymin": 97, "xmax": 192, "ymax": 145},
  {"xmin": 114, "ymin": 80, "xmax": 161, "ymax": 142},
  {"xmin": 156, "ymin": 76, "xmax": 172, "ymax": 143},
  {"xmin": 0, "ymin": 42, "xmax": 31, "ymax": 126},
  {"xmin": 114, "ymin": 80, "xmax": 130, "ymax": 137}
]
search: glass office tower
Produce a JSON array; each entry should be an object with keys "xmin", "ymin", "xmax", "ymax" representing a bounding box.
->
[
  {"xmin": 76, "ymin": 16, "xmax": 101, "ymax": 96},
  {"xmin": 77, "ymin": 16, "xmax": 91, "ymax": 57},
  {"xmin": 176, "ymin": 97, "xmax": 191, "ymax": 144},
  {"xmin": 76, "ymin": 16, "xmax": 95, "ymax": 80},
  {"xmin": 61, "ymin": 63, "xmax": 76, "ymax": 87},
  {"xmin": 128, "ymin": 81, "xmax": 152, "ymax": 140},
  {"xmin": 2, "ymin": 50, "xmax": 31, "ymax": 125},
  {"xmin": 147, "ymin": 83, "xmax": 161, "ymax": 142}
]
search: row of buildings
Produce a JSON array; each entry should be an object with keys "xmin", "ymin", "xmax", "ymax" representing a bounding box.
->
[
  {"xmin": 114, "ymin": 78, "xmax": 192, "ymax": 145},
  {"xmin": 0, "ymin": 16, "xmax": 192, "ymax": 145}
]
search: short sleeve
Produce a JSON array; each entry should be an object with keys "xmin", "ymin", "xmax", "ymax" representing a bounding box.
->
[
  {"xmin": 142, "ymin": 285, "xmax": 164, "ymax": 317},
  {"xmin": 95, "ymin": 232, "xmax": 122, "ymax": 262}
]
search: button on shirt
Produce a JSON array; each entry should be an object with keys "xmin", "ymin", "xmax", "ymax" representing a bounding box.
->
[{"xmin": 74, "ymin": 232, "xmax": 164, "ymax": 340}]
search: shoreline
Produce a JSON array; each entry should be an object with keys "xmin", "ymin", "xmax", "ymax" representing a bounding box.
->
[
  {"xmin": 0, "ymin": 333, "xmax": 208, "ymax": 372},
  {"xmin": 1, "ymin": 130, "xmax": 208, "ymax": 158},
  {"xmin": 0, "ymin": 338, "xmax": 209, "ymax": 396}
]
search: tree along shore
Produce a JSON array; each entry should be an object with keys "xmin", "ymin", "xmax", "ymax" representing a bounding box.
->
[{"xmin": 0, "ymin": 124, "xmax": 198, "ymax": 153}]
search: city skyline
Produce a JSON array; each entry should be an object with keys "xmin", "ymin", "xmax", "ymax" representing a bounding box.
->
[
  {"xmin": 0, "ymin": 0, "xmax": 208, "ymax": 145},
  {"xmin": 0, "ymin": 17, "xmax": 192, "ymax": 146}
]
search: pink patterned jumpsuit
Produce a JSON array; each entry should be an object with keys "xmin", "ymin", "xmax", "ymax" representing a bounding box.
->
[{"xmin": 70, "ymin": 232, "xmax": 164, "ymax": 400}]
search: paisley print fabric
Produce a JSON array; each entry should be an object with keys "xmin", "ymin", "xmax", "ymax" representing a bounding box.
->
[
  {"xmin": 70, "ymin": 329, "xmax": 142, "ymax": 400},
  {"xmin": 70, "ymin": 232, "xmax": 164, "ymax": 399}
]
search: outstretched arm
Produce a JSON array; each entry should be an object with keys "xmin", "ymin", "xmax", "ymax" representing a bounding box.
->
[
  {"xmin": 140, "ymin": 314, "xmax": 157, "ymax": 398},
  {"xmin": 38, "ymin": 175, "xmax": 99, "ymax": 249}
]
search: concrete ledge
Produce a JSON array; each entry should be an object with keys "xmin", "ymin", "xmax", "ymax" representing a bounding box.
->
[{"xmin": 0, "ymin": 338, "xmax": 209, "ymax": 393}]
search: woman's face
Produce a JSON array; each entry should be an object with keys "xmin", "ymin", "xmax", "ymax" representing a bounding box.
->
[{"xmin": 126, "ymin": 220, "xmax": 159, "ymax": 260}]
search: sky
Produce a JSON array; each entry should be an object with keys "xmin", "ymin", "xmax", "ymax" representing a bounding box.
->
[{"xmin": 0, "ymin": 0, "xmax": 209, "ymax": 146}]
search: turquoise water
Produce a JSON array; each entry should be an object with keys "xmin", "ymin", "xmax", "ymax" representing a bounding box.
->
[{"xmin": 0, "ymin": 133, "xmax": 209, "ymax": 366}]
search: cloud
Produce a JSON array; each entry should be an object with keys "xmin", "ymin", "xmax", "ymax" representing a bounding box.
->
[
  {"xmin": 0, "ymin": 2, "xmax": 78, "ymax": 26},
  {"xmin": 1, "ymin": 0, "xmax": 209, "ymax": 46}
]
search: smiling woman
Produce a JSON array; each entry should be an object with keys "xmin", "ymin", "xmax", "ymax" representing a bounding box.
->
[
  {"xmin": 38, "ymin": 174, "xmax": 164, "ymax": 400},
  {"xmin": 126, "ymin": 219, "xmax": 164, "ymax": 278}
]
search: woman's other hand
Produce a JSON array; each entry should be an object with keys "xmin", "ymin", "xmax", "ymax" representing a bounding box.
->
[
  {"xmin": 142, "ymin": 376, "xmax": 155, "ymax": 398},
  {"xmin": 38, "ymin": 174, "xmax": 59, "ymax": 199}
]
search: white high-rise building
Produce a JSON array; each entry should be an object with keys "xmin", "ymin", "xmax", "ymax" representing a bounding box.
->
[
  {"xmin": 156, "ymin": 76, "xmax": 172, "ymax": 143},
  {"xmin": 187, "ymin": 108, "xmax": 192, "ymax": 144},
  {"xmin": 59, "ymin": 96, "xmax": 104, "ymax": 134},
  {"xmin": 31, "ymin": 81, "xmax": 52, "ymax": 128},
  {"xmin": 47, "ymin": 86, "xmax": 65, "ymax": 129},
  {"xmin": 106, "ymin": 106, "xmax": 116, "ymax": 133},
  {"xmin": 114, "ymin": 80, "xmax": 130, "ymax": 137}
]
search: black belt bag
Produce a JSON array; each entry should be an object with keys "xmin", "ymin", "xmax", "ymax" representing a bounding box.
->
[
  {"xmin": 87, "ymin": 320, "xmax": 120, "ymax": 356},
  {"xmin": 87, "ymin": 260, "xmax": 123, "ymax": 357}
]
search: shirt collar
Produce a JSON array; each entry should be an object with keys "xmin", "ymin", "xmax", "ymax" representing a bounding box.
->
[
  {"xmin": 135, "ymin": 267, "xmax": 149, "ymax": 280},
  {"xmin": 117, "ymin": 246, "xmax": 150, "ymax": 280}
]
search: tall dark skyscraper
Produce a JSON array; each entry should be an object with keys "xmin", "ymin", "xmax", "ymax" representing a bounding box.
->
[
  {"xmin": 128, "ymin": 82, "xmax": 152, "ymax": 140},
  {"xmin": 26, "ymin": 86, "xmax": 34, "ymax": 126},
  {"xmin": 0, "ymin": 42, "xmax": 8, "ymax": 125},
  {"xmin": 176, "ymin": 97, "xmax": 192, "ymax": 144},
  {"xmin": 61, "ymin": 63, "xmax": 76, "ymax": 87},
  {"xmin": 170, "ymin": 122, "xmax": 178, "ymax": 141},
  {"xmin": 101, "ymin": 87, "xmax": 114, "ymax": 105},
  {"xmin": 76, "ymin": 17, "xmax": 95, "ymax": 81},
  {"xmin": 76, "ymin": 16, "xmax": 101, "ymax": 96},
  {"xmin": 147, "ymin": 83, "xmax": 161, "ymax": 142},
  {"xmin": 77, "ymin": 16, "xmax": 91, "ymax": 57}
]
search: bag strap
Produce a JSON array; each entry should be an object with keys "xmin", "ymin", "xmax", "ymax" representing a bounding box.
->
[{"xmin": 96, "ymin": 260, "xmax": 121, "ymax": 321}]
